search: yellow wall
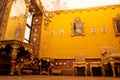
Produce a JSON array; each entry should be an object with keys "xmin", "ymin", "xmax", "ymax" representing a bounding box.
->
[
  {"xmin": 40, "ymin": 6, "xmax": 120, "ymax": 58},
  {"xmin": 5, "ymin": 16, "xmax": 25, "ymax": 41}
]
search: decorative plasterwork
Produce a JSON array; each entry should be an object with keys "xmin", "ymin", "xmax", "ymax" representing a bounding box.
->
[
  {"xmin": 43, "ymin": 5, "xmax": 120, "ymax": 27},
  {"xmin": 36, "ymin": 0, "xmax": 120, "ymax": 28},
  {"xmin": 40, "ymin": 0, "xmax": 120, "ymax": 11},
  {"xmin": 52, "ymin": 5, "xmax": 120, "ymax": 14},
  {"xmin": 43, "ymin": 11, "xmax": 54, "ymax": 27}
]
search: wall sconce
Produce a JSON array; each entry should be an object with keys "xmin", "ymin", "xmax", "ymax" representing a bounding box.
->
[
  {"xmin": 60, "ymin": 29, "xmax": 64, "ymax": 35},
  {"xmin": 91, "ymin": 27, "xmax": 96, "ymax": 33},
  {"xmin": 44, "ymin": 11, "xmax": 54, "ymax": 27},
  {"xmin": 51, "ymin": 30, "xmax": 55, "ymax": 36},
  {"xmin": 101, "ymin": 27, "xmax": 106, "ymax": 33}
]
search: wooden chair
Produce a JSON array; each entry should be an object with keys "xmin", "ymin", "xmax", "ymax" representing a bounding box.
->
[
  {"xmin": 40, "ymin": 58, "xmax": 54, "ymax": 75},
  {"xmin": 73, "ymin": 54, "xmax": 87, "ymax": 76},
  {"xmin": 100, "ymin": 46, "xmax": 120, "ymax": 77},
  {"xmin": 89, "ymin": 61, "xmax": 104, "ymax": 76}
]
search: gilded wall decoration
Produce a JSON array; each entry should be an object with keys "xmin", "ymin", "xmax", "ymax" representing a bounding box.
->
[
  {"xmin": 71, "ymin": 17, "xmax": 85, "ymax": 36},
  {"xmin": 30, "ymin": 14, "xmax": 42, "ymax": 58},
  {"xmin": 60, "ymin": 29, "xmax": 64, "ymax": 35},
  {"xmin": 44, "ymin": 11, "xmax": 54, "ymax": 27},
  {"xmin": 33, "ymin": 17, "xmax": 41, "ymax": 25},
  {"xmin": 51, "ymin": 30, "xmax": 55, "ymax": 36},
  {"xmin": 113, "ymin": 14, "xmax": 120, "ymax": 36},
  {"xmin": 101, "ymin": 27, "xmax": 106, "ymax": 33},
  {"xmin": 91, "ymin": 27, "xmax": 96, "ymax": 33},
  {"xmin": 51, "ymin": 5, "xmax": 120, "ymax": 15}
]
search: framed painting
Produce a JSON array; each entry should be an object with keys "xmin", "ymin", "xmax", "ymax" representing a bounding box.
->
[
  {"xmin": 71, "ymin": 17, "xmax": 85, "ymax": 36},
  {"xmin": 113, "ymin": 14, "xmax": 120, "ymax": 36}
]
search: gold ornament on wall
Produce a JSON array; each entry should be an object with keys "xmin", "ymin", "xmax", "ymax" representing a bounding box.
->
[
  {"xmin": 50, "ymin": 4, "xmax": 119, "ymax": 15},
  {"xmin": 44, "ymin": 11, "xmax": 54, "ymax": 27},
  {"xmin": 91, "ymin": 27, "xmax": 96, "ymax": 33},
  {"xmin": 71, "ymin": 17, "xmax": 85, "ymax": 36},
  {"xmin": 60, "ymin": 29, "xmax": 64, "ymax": 35},
  {"xmin": 51, "ymin": 30, "xmax": 55, "ymax": 36},
  {"xmin": 113, "ymin": 14, "xmax": 120, "ymax": 36},
  {"xmin": 101, "ymin": 27, "xmax": 106, "ymax": 33}
]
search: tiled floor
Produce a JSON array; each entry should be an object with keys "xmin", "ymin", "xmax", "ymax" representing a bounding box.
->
[{"xmin": 0, "ymin": 75, "xmax": 120, "ymax": 80}]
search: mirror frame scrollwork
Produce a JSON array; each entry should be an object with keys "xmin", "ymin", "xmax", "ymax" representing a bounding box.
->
[
  {"xmin": 71, "ymin": 17, "xmax": 85, "ymax": 36},
  {"xmin": 113, "ymin": 14, "xmax": 120, "ymax": 36}
]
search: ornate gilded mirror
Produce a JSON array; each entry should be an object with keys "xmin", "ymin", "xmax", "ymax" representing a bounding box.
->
[
  {"xmin": 113, "ymin": 14, "xmax": 120, "ymax": 36},
  {"xmin": 71, "ymin": 17, "xmax": 85, "ymax": 36}
]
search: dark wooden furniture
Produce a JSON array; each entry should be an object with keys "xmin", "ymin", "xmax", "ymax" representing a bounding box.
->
[
  {"xmin": 100, "ymin": 46, "xmax": 120, "ymax": 77},
  {"xmin": 87, "ymin": 57, "xmax": 104, "ymax": 76},
  {"xmin": 22, "ymin": 58, "xmax": 40, "ymax": 75},
  {"xmin": 39, "ymin": 58, "xmax": 54, "ymax": 75},
  {"xmin": 52, "ymin": 58, "xmax": 74, "ymax": 76},
  {"xmin": 51, "ymin": 57, "xmax": 102, "ymax": 76},
  {"xmin": 0, "ymin": 44, "xmax": 11, "ymax": 75},
  {"xmin": 0, "ymin": 40, "xmax": 34, "ymax": 75}
]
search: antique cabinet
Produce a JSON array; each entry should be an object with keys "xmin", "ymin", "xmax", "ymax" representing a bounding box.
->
[{"xmin": 0, "ymin": 40, "xmax": 34, "ymax": 75}]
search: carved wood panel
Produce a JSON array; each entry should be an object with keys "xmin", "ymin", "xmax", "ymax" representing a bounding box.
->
[{"xmin": 30, "ymin": 13, "xmax": 42, "ymax": 58}]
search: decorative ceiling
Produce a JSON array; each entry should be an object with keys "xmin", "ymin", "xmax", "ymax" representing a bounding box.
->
[
  {"xmin": 40, "ymin": 0, "xmax": 120, "ymax": 11},
  {"xmin": 9, "ymin": 0, "xmax": 120, "ymax": 17}
]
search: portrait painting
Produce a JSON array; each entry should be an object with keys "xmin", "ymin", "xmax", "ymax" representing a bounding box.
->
[{"xmin": 71, "ymin": 17, "xmax": 85, "ymax": 36}]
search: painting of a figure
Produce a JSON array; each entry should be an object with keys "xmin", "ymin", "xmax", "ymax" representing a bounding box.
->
[{"xmin": 72, "ymin": 17, "xmax": 85, "ymax": 36}]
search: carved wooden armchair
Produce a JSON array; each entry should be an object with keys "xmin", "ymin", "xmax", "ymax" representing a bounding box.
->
[
  {"xmin": 39, "ymin": 58, "xmax": 54, "ymax": 75},
  {"xmin": 100, "ymin": 46, "xmax": 120, "ymax": 77},
  {"xmin": 73, "ymin": 54, "xmax": 87, "ymax": 76}
]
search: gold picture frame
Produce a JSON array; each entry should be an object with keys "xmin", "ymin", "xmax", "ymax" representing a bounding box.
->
[
  {"xmin": 113, "ymin": 14, "xmax": 120, "ymax": 36},
  {"xmin": 71, "ymin": 17, "xmax": 85, "ymax": 36}
]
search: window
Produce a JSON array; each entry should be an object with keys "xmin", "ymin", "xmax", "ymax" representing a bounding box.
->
[{"xmin": 24, "ymin": 12, "xmax": 33, "ymax": 43}]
